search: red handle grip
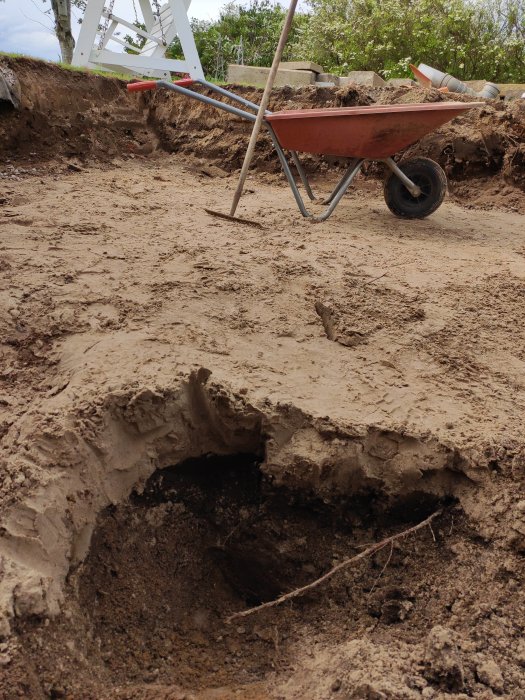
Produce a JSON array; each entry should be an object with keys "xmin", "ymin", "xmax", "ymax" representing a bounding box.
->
[
  {"xmin": 127, "ymin": 78, "xmax": 195, "ymax": 93},
  {"xmin": 127, "ymin": 80, "xmax": 158, "ymax": 92},
  {"xmin": 173, "ymin": 78, "xmax": 195, "ymax": 87}
]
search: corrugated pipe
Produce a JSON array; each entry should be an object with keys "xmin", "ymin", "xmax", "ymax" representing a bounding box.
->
[{"xmin": 418, "ymin": 63, "xmax": 500, "ymax": 99}]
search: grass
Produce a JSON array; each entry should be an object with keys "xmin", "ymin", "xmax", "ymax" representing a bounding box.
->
[
  {"xmin": 57, "ymin": 62, "xmax": 133, "ymax": 81},
  {"xmin": 0, "ymin": 51, "xmax": 236, "ymax": 86},
  {"xmin": 0, "ymin": 52, "xmax": 27, "ymax": 59},
  {"xmin": 0, "ymin": 51, "xmax": 132, "ymax": 81}
]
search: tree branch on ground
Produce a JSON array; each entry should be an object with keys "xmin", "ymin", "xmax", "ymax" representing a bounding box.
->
[{"xmin": 226, "ymin": 509, "xmax": 442, "ymax": 622}]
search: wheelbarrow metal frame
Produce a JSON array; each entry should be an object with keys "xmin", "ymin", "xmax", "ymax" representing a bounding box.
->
[{"xmin": 141, "ymin": 78, "xmax": 426, "ymax": 222}]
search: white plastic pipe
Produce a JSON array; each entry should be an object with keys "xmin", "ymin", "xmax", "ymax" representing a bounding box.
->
[{"xmin": 418, "ymin": 63, "xmax": 500, "ymax": 99}]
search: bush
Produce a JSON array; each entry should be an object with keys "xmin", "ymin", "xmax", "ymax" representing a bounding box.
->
[
  {"xmin": 167, "ymin": 0, "xmax": 524, "ymax": 82},
  {"xmin": 294, "ymin": 0, "xmax": 524, "ymax": 81},
  {"xmin": 168, "ymin": 0, "xmax": 308, "ymax": 80}
]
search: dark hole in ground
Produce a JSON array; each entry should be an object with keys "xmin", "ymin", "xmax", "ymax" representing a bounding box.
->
[{"xmin": 69, "ymin": 453, "xmax": 449, "ymax": 693}]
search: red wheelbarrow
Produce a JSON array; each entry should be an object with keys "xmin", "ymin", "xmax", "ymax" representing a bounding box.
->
[{"xmin": 128, "ymin": 78, "xmax": 482, "ymax": 222}]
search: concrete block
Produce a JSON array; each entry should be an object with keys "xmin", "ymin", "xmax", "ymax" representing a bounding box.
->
[
  {"xmin": 317, "ymin": 73, "xmax": 340, "ymax": 86},
  {"xmin": 347, "ymin": 71, "xmax": 386, "ymax": 87},
  {"xmin": 504, "ymin": 89, "xmax": 525, "ymax": 101},
  {"xmin": 280, "ymin": 61, "xmax": 324, "ymax": 74},
  {"xmin": 315, "ymin": 81, "xmax": 337, "ymax": 87},
  {"xmin": 227, "ymin": 64, "xmax": 316, "ymax": 87},
  {"xmin": 387, "ymin": 78, "xmax": 416, "ymax": 87}
]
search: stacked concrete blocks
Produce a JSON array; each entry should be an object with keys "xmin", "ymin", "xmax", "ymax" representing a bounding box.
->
[{"xmin": 227, "ymin": 64, "xmax": 316, "ymax": 87}]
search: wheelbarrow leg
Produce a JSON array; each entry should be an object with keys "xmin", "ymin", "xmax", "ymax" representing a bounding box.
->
[
  {"xmin": 267, "ymin": 125, "xmax": 363, "ymax": 222},
  {"xmin": 309, "ymin": 160, "xmax": 363, "ymax": 222},
  {"xmin": 267, "ymin": 129, "xmax": 312, "ymax": 218},
  {"xmin": 290, "ymin": 151, "xmax": 316, "ymax": 201},
  {"xmin": 321, "ymin": 159, "xmax": 362, "ymax": 205}
]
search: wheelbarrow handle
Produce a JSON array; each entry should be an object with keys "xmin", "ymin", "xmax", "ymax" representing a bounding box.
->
[
  {"xmin": 127, "ymin": 80, "xmax": 157, "ymax": 92},
  {"xmin": 127, "ymin": 78, "xmax": 195, "ymax": 92}
]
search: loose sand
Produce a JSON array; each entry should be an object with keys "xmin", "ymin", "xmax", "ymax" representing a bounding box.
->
[{"xmin": 0, "ymin": 58, "xmax": 525, "ymax": 699}]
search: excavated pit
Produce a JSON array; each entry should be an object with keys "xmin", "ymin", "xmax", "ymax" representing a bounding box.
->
[
  {"xmin": 2, "ymin": 385, "xmax": 525, "ymax": 699},
  {"xmin": 12, "ymin": 450, "xmax": 457, "ymax": 699}
]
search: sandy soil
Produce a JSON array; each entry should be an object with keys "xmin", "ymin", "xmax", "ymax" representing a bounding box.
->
[
  {"xmin": 0, "ymin": 151, "xmax": 524, "ymax": 699},
  {"xmin": 1, "ymin": 56, "xmax": 525, "ymax": 700}
]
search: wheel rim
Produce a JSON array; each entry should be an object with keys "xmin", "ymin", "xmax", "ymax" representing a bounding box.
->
[{"xmin": 399, "ymin": 173, "xmax": 433, "ymax": 207}]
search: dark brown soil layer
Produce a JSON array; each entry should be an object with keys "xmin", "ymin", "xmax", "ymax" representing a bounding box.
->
[{"xmin": 0, "ymin": 56, "xmax": 157, "ymax": 164}]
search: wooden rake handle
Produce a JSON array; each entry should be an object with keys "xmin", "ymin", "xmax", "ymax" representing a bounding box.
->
[{"xmin": 229, "ymin": 0, "xmax": 299, "ymax": 218}]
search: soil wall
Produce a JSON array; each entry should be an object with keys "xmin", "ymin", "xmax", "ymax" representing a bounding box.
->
[
  {"xmin": 0, "ymin": 56, "xmax": 157, "ymax": 164},
  {"xmin": 0, "ymin": 57, "xmax": 524, "ymax": 208}
]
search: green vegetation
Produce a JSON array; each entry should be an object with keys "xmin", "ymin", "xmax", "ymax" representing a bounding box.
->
[
  {"xmin": 295, "ymin": 0, "xmax": 524, "ymax": 81},
  {"xmin": 167, "ymin": 0, "xmax": 524, "ymax": 82},
  {"xmin": 3, "ymin": 0, "xmax": 523, "ymax": 84},
  {"xmin": 168, "ymin": 0, "xmax": 309, "ymax": 79},
  {"xmin": 0, "ymin": 52, "xmax": 131, "ymax": 81},
  {"xmin": 57, "ymin": 65, "xmax": 133, "ymax": 80}
]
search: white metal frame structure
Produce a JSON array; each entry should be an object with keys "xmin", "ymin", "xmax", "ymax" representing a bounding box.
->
[{"xmin": 72, "ymin": 0, "xmax": 204, "ymax": 80}]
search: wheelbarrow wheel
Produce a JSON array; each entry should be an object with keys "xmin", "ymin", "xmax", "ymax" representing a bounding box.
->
[{"xmin": 384, "ymin": 157, "xmax": 447, "ymax": 219}]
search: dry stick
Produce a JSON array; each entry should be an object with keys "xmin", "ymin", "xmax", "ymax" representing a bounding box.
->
[
  {"xmin": 228, "ymin": 0, "xmax": 299, "ymax": 217},
  {"xmin": 226, "ymin": 509, "xmax": 442, "ymax": 623}
]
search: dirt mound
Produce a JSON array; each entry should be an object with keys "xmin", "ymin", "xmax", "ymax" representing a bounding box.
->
[
  {"xmin": 150, "ymin": 83, "xmax": 525, "ymax": 208},
  {"xmin": 404, "ymin": 98, "xmax": 525, "ymax": 206},
  {"xmin": 148, "ymin": 83, "xmax": 374, "ymax": 175},
  {"xmin": 0, "ymin": 56, "xmax": 157, "ymax": 166}
]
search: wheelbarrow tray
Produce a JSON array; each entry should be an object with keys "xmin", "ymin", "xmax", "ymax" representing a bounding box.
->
[{"xmin": 265, "ymin": 102, "xmax": 483, "ymax": 159}]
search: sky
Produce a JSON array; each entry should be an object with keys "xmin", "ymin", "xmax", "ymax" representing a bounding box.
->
[{"xmin": 0, "ymin": 0, "xmax": 227, "ymax": 62}]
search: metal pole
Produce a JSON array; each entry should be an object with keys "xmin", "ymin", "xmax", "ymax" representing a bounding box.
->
[{"xmin": 228, "ymin": 0, "xmax": 299, "ymax": 217}]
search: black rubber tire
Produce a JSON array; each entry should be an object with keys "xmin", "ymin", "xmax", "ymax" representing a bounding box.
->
[{"xmin": 384, "ymin": 157, "xmax": 447, "ymax": 219}]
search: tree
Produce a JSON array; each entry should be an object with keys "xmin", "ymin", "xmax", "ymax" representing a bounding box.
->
[
  {"xmin": 37, "ymin": 0, "xmax": 86, "ymax": 64},
  {"xmin": 50, "ymin": 0, "xmax": 75, "ymax": 63},
  {"xmin": 168, "ymin": 0, "xmax": 309, "ymax": 80}
]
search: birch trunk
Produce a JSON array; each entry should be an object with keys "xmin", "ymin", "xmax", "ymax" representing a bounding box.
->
[{"xmin": 50, "ymin": 0, "xmax": 76, "ymax": 64}]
